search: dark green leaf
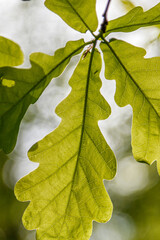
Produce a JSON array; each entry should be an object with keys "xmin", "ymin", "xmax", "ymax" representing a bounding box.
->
[{"xmin": 0, "ymin": 39, "xmax": 86, "ymax": 153}]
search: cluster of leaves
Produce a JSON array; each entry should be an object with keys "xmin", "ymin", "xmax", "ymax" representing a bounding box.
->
[{"xmin": 1, "ymin": 1, "xmax": 160, "ymax": 239}]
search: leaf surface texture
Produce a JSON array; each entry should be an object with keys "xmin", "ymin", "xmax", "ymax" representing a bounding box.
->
[
  {"xmin": 44, "ymin": 0, "xmax": 98, "ymax": 33},
  {"xmin": 0, "ymin": 36, "xmax": 23, "ymax": 67},
  {"xmin": 15, "ymin": 50, "xmax": 116, "ymax": 240},
  {"xmin": 101, "ymin": 39, "xmax": 160, "ymax": 173},
  {"xmin": 105, "ymin": 3, "xmax": 160, "ymax": 36},
  {"xmin": 0, "ymin": 39, "xmax": 85, "ymax": 153}
]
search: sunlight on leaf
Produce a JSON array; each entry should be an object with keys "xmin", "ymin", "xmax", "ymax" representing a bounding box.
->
[
  {"xmin": 15, "ymin": 50, "xmax": 116, "ymax": 240},
  {"xmin": 0, "ymin": 39, "xmax": 86, "ymax": 153},
  {"xmin": 101, "ymin": 39, "xmax": 160, "ymax": 174},
  {"xmin": 44, "ymin": 0, "xmax": 98, "ymax": 33},
  {"xmin": 105, "ymin": 3, "xmax": 160, "ymax": 36},
  {"xmin": 1, "ymin": 79, "xmax": 15, "ymax": 88},
  {"xmin": 120, "ymin": 0, "xmax": 135, "ymax": 11},
  {"xmin": 0, "ymin": 36, "xmax": 23, "ymax": 67}
]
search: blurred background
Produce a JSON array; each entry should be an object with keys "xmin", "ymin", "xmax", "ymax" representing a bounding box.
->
[{"xmin": 0, "ymin": 0, "xmax": 160, "ymax": 239}]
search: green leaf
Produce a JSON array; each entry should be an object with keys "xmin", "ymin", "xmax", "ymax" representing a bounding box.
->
[
  {"xmin": 0, "ymin": 36, "xmax": 23, "ymax": 67},
  {"xmin": 105, "ymin": 3, "xmax": 160, "ymax": 36},
  {"xmin": 0, "ymin": 150, "xmax": 28, "ymax": 239},
  {"xmin": 44, "ymin": 0, "xmax": 98, "ymax": 33},
  {"xmin": 101, "ymin": 39, "xmax": 160, "ymax": 174},
  {"xmin": 121, "ymin": 0, "xmax": 135, "ymax": 11},
  {"xmin": 0, "ymin": 39, "xmax": 86, "ymax": 153},
  {"xmin": 15, "ymin": 49, "xmax": 116, "ymax": 240}
]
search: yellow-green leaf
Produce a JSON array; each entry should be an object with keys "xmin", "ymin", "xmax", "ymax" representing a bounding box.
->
[
  {"xmin": 1, "ymin": 79, "xmax": 15, "ymax": 88},
  {"xmin": 44, "ymin": 0, "xmax": 98, "ymax": 33},
  {"xmin": 0, "ymin": 39, "xmax": 86, "ymax": 153},
  {"xmin": 121, "ymin": 0, "xmax": 135, "ymax": 11},
  {"xmin": 0, "ymin": 36, "xmax": 23, "ymax": 67},
  {"xmin": 15, "ymin": 49, "xmax": 116, "ymax": 240},
  {"xmin": 105, "ymin": 3, "xmax": 160, "ymax": 36},
  {"xmin": 101, "ymin": 39, "xmax": 160, "ymax": 174}
]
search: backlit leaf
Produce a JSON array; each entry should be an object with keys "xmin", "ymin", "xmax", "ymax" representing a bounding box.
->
[
  {"xmin": 105, "ymin": 3, "xmax": 160, "ymax": 36},
  {"xmin": 44, "ymin": 0, "xmax": 98, "ymax": 33},
  {"xmin": 101, "ymin": 39, "xmax": 160, "ymax": 174},
  {"xmin": 121, "ymin": 0, "xmax": 135, "ymax": 11},
  {"xmin": 15, "ymin": 49, "xmax": 116, "ymax": 240},
  {"xmin": 0, "ymin": 36, "xmax": 23, "ymax": 67},
  {"xmin": 0, "ymin": 39, "xmax": 86, "ymax": 153}
]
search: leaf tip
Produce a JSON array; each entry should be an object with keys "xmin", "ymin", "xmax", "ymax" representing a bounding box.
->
[{"xmin": 29, "ymin": 142, "xmax": 38, "ymax": 154}]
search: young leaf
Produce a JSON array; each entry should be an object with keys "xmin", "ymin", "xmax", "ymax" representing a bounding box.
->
[
  {"xmin": 15, "ymin": 49, "xmax": 116, "ymax": 240},
  {"xmin": 0, "ymin": 36, "xmax": 23, "ymax": 67},
  {"xmin": 0, "ymin": 39, "xmax": 86, "ymax": 153},
  {"xmin": 101, "ymin": 39, "xmax": 160, "ymax": 174},
  {"xmin": 105, "ymin": 3, "xmax": 160, "ymax": 36},
  {"xmin": 44, "ymin": 0, "xmax": 98, "ymax": 33}
]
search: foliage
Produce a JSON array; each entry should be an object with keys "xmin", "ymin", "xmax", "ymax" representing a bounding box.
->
[
  {"xmin": 127, "ymin": 178, "xmax": 160, "ymax": 240},
  {"xmin": 0, "ymin": 38, "xmax": 87, "ymax": 153},
  {"xmin": 0, "ymin": 1, "xmax": 160, "ymax": 240},
  {"xmin": 15, "ymin": 50, "xmax": 116, "ymax": 240},
  {"xmin": 105, "ymin": 3, "xmax": 160, "ymax": 35},
  {"xmin": 45, "ymin": 0, "xmax": 98, "ymax": 33},
  {"xmin": 101, "ymin": 39, "xmax": 160, "ymax": 174},
  {"xmin": 0, "ymin": 151, "xmax": 28, "ymax": 240}
]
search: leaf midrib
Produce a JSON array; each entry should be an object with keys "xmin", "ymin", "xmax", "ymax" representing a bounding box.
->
[
  {"xmin": 106, "ymin": 20, "xmax": 160, "ymax": 35},
  {"xmin": 103, "ymin": 39, "xmax": 160, "ymax": 119},
  {"xmin": 65, "ymin": 0, "xmax": 93, "ymax": 34},
  {"xmin": 1, "ymin": 42, "xmax": 89, "ymax": 119},
  {"xmin": 58, "ymin": 41, "xmax": 97, "ymax": 237}
]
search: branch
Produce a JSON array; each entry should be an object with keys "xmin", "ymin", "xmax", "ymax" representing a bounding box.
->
[{"xmin": 100, "ymin": 0, "xmax": 112, "ymax": 33}]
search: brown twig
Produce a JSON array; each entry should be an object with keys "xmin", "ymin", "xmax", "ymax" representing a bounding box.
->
[
  {"xmin": 100, "ymin": 0, "xmax": 112, "ymax": 33},
  {"xmin": 82, "ymin": 44, "xmax": 94, "ymax": 59}
]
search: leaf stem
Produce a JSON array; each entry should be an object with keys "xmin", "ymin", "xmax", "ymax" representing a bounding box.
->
[{"xmin": 101, "ymin": 0, "xmax": 112, "ymax": 33}]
